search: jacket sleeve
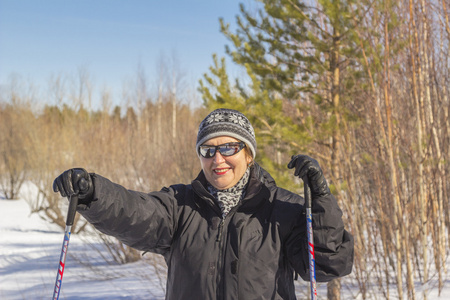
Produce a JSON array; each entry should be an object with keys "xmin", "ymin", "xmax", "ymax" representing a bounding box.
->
[
  {"xmin": 76, "ymin": 174, "xmax": 178, "ymax": 255},
  {"xmin": 285, "ymin": 193, "xmax": 354, "ymax": 282}
]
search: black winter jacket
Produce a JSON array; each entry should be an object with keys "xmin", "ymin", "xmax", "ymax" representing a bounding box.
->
[{"xmin": 78, "ymin": 163, "xmax": 353, "ymax": 300}]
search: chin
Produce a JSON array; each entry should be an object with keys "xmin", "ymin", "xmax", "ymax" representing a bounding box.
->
[
  {"xmin": 214, "ymin": 183, "xmax": 229, "ymax": 190},
  {"xmin": 212, "ymin": 180, "xmax": 232, "ymax": 190}
]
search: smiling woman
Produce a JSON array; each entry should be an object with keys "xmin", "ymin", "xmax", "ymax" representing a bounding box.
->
[
  {"xmin": 200, "ymin": 137, "xmax": 251, "ymax": 193},
  {"xmin": 53, "ymin": 108, "xmax": 354, "ymax": 299}
]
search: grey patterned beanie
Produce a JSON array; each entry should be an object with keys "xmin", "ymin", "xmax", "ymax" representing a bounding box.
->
[{"xmin": 196, "ymin": 108, "xmax": 256, "ymax": 159}]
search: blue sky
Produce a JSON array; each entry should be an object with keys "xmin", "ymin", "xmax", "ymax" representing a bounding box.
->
[{"xmin": 0, "ymin": 0, "xmax": 250, "ymax": 108}]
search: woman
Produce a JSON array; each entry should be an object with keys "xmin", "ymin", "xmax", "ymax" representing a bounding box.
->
[{"xmin": 53, "ymin": 108, "xmax": 353, "ymax": 300}]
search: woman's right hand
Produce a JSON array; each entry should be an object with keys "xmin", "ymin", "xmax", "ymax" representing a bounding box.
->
[{"xmin": 53, "ymin": 168, "xmax": 94, "ymax": 203}]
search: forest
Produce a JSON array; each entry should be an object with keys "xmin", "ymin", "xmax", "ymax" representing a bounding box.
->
[{"xmin": 1, "ymin": 0, "xmax": 449, "ymax": 299}]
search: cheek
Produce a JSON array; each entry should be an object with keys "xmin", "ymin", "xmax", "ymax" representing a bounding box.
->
[
  {"xmin": 199, "ymin": 157, "xmax": 208, "ymax": 170},
  {"xmin": 200, "ymin": 157, "xmax": 215, "ymax": 175},
  {"xmin": 232, "ymin": 156, "xmax": 250, "ymax": 171}
]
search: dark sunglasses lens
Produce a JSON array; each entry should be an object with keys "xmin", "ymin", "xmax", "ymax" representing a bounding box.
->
[
  {"xmin": 200, "ymin": 147, "xmax": 216, "ymax": 158},
  {"xmin": 219, "ymin": 145, "xmax": 239, "ymax": 156},
  {"xmin": 200, "ymin": 142, "xmax": 245, "ymax": 158}
]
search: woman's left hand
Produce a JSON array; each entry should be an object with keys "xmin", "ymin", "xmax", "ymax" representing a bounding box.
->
[{"xmin": 287, "ymin": 155, "xmax": 331, "ymax": 199}]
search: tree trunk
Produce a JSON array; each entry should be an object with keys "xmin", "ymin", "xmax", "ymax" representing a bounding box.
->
[
  {"xmin": 172, "ymin": 68, "xmax": 177, "ymax": 139},
  {"xmin": 409, "ymin": 0, "xmax": 428, "ymax": 295},
  {"xmin": 327, "ymin": 22, "xmax": 343, "ymax": 300},
  {"xmin": 327, "ymin": 279, "xmax": 341, "ymax": 300},
  {"xmin": 157, "ymin": 64, "xmax": 164, "ymax": 148},
  {"xmin": 383, "ymin": 2, "xmax": 404, "ymax": 298},
  {"xmin": 420, "ymin": 0, "xmax": 445, "ymax": 290}
]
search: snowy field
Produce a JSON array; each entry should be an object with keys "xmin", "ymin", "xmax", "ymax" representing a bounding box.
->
[
  {"xmin": 0, "ymin": 184, "xmax": 167, "ymax": 300},
  {"xmin": 1, "ymin": 183, "xmax": 449, "ymax": 299}
]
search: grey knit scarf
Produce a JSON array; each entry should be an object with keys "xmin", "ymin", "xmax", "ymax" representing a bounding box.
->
[{"xmin": 207, "ymin": 168, "xmax": 250, "ymax": 218}]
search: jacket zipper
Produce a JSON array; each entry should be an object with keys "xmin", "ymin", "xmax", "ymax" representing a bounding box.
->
[
  {"xmin": 217, "ymin": 205, "xmax": 239, "ymax": 242},
  {"xmin": 217, "ymin": 218, "xmax": 225, "ymax": 242},
  {"xmin": 216, "ymin": 217, "xmax": 225, "ymax": 300},
  {"xmin": 216, "ymin": 208, "xmax": 239, "ymax": 300}
]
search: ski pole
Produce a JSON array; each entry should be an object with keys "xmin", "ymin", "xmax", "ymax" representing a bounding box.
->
[
  {"xmin": 303, "ymin": 177, "xmax": 317, "ymax": 300},
  {"xmin": 53, "ymin": 193, "xmax": 78, "ymax": 300}
]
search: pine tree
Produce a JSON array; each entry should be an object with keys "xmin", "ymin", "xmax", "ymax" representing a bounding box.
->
[{"xmin": 200, "ymin": 1, "xmax": 372, "ymax": 298}]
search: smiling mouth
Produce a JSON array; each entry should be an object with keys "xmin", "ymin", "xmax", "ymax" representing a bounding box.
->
[{"xmin": 213, "ymin": 168, "xmax": 230, "ymax": 175}]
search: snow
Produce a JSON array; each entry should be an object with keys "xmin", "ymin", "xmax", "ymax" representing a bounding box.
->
[
  {"xmin": 0, "ymin": 186, "xmax": 166, "ymax": 300},
  {"xmin": 1, "ymin": 183, "xmax": 449, "ymax": 299}
]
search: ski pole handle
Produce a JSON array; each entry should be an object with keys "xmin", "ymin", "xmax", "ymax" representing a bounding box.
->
[
  {"xmin": 53, "ymin": 194, "xmax": 78, "ymax": 300},
  {"xmin": 303, "ymin": 177, "xmax": 317, "ymax": 300},
  {"xmin": 66, "ymin": 193, "xmax": 79, "ymax": 226},
  {"xmin": 304, "ymin": 176, "xmax": 312, "ymax": 209}
]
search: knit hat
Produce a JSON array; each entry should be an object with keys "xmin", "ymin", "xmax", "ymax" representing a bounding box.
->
[{"xmin": 196, "ymin": 108, "xmax": 256, "ymax": 159}]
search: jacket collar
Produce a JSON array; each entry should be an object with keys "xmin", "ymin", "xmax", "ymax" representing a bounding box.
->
[{"xmin": 191, "ymin": 163, "xmax": 275, "ymax": 214}]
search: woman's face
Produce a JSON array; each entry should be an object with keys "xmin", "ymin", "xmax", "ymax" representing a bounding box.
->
[{"xmin": 199, "ymin": 136, "xmax": 252, "ymax": 190}]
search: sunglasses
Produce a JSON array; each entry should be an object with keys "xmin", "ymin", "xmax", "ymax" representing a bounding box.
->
[{"xmin": 199, "ymin": 142, "xmax": 246, "ymax": 158}]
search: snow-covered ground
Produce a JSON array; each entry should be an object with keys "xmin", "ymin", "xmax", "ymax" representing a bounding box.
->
[
  {"xmin": 1, "ymin": 183, "xmax": 449, "ymax": 299},
  {"xmin": 0, "ymin": 186, "xmax": 166, "ymax": 300}
]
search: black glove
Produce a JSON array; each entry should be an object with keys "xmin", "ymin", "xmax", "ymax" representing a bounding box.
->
[
  {"xmin": 53, "ymin": 168, "xmax": 94, "ymax": 204},
  {"xmin": 287, "ymin": 155, "xmax": 331, "ymax": 199}
]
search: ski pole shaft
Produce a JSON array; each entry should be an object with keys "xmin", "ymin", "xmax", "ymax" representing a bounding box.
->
[
  {"xmin": 304, "ymin": 177, "xmax": 317, "ymax": 300},
  {"xmin": 53, "ymin": 194, "xmax": 78, "ymax": 300}
]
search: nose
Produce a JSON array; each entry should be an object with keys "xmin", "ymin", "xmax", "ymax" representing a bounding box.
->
[{"xmin": 213, "ymin": 151, "xmax": 226, "ymax": 164}]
